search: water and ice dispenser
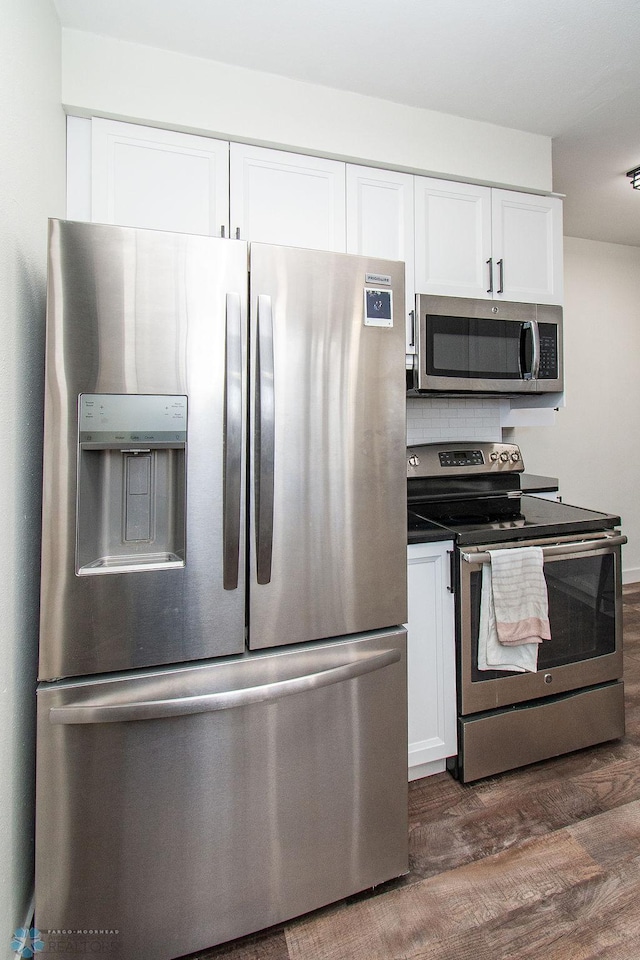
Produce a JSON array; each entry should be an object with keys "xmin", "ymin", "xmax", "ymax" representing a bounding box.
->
[{"xmin": 76, "ymin": 394, "xmax": 187, "ymax": 574}]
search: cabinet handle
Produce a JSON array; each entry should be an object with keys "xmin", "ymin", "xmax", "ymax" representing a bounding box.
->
[
  {"xmin": 235, "ymin": 227, "xmax": 241, "ymax": 240},
  {"xmin": 497, "ymin": 258, "xmax": 504, "ymax": 294},
  {"xmin": 447, "ymin": 549, "xmax": 455, "ymax": 594},
  {"xmin": 220, "ymin": 225, "xmax": 226, "ymax": 238},
  {"xmin": 486, "ymin": 258, "xmax": 493, "ymax": 294},
  {"xmin": 409, "ymin": 309, "xmax": 415, "ymax": 348}
]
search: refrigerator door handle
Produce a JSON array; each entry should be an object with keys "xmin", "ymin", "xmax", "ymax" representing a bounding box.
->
[
  {"xmin": 223, "ymin": 292, "xmax": 243, "ymax": 590},
  {"xmin": 255, "ymin": 293, "xmax": 275, "ymax": 585},
  {"xmin": 48, "ymin": 648, "xmax": 401, "ymax": 724}
]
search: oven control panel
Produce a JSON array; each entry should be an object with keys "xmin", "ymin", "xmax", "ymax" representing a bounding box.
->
[
  {"xmin": 438, "ymin": 449, "xmax": 485, "ymax": 468},
  {"xmin": 407, "ymin": 441, "xmax": 524, "ymax": 478}
]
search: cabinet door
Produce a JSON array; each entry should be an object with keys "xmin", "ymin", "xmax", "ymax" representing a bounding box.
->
[
  {"xmin": 491, "ymin": 190, "xmax": 563, "ymax": 304},
  {"xmin": 230, "ymin": 143, "xmax": 346, "ymax": 251},
  {"xmin": 346, "ymin": 165, "xmax": 415, "ymax": 352},
  {"xmin": 406, "ymin": 541, "xmax": 456, "ymax": 780},
  {"xmin": 91, "ymin": 119, "xmax": 230, "ymax": 237},
  {"xmin": 414, "ymin": 177, "xmax": 492, "ymax": 299}
]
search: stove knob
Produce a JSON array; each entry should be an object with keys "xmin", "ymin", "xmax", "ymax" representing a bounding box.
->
[
  {"xmin": 511, "ymin": 452, "xmax": 521, "ymax": 462},
  {"xmin": 408, "ymin": 454, "xmax": 420, "ymax": 468},
  {"xmin": 490, "ymin": 452, "xmax": 499, "ymax": 462},
  {"xmin": 500, "ymin": 452, "xmax": 509, "ymax": 462}
]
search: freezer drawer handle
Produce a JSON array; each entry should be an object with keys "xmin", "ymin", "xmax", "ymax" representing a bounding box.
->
[
  {"xmin": 48, "ymin": 648, "xmax": 401, "ymax": 725},
  {"xmin": 223, "ymin": 292, "xmax": 243, "ymax": 590},
  {"xmin": 255, "ymin": 293, "xmax": 275, "ymax": 585}
]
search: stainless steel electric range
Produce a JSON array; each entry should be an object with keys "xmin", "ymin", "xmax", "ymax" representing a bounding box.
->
[{"xmin": 407, "ymin": 441, "xmax": 626, "ymax": 783}]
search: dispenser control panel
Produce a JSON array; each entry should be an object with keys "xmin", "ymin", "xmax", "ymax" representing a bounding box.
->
[{"xmin": 79, "ymin": 394, "xmax": 187, "ymax": 445}]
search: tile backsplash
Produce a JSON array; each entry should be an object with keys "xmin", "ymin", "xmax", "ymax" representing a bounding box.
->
[{"xmin": 406, "ymin": 398, "xmax": 503, "ymax": 445}]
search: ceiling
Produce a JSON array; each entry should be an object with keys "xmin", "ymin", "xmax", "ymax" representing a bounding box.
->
[{"xmin": 53, "ymin": 0, "xmax": 640, "ymax": 246}]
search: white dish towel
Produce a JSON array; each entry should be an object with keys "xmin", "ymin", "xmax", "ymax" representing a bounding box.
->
[{"xmin": 478, "ymin": 546, "xmax": 551, "ymax": 673}]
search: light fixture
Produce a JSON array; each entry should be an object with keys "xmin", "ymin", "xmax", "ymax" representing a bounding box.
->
[{"xmin": 627, "ymin": 166, "xmax": 640, "ymax": 189}]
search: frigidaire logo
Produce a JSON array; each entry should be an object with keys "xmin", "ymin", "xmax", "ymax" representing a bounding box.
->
[{"xmin": 11, "ymin": 927, "xmax": 44, "ymax": 957}]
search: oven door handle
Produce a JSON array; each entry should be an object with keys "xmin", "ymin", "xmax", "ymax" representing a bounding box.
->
[{"xmin": 461, "ymin": 533, "xmax": 627, "ymax": 565}]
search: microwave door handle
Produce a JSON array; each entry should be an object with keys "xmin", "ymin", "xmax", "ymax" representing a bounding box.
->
[
  {"xmin": 530, "ymin": 320, "xmax": 540, "ymax": 379},
  {"xmin": 520, "ymin": 322, "xmax": 532, "ymax": 379},
  {"xmin": 520, "ymin": 321, "xmax": 540, "ymax": 380}
]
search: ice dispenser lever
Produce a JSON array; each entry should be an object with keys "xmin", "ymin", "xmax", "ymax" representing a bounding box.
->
[
  {"xmin": 76, "ymin": 394, "xmax": 187, "ymax": 575},
  {"xmin": 124, "ymin": 452, "xmax": 153, "ymax": 542}
]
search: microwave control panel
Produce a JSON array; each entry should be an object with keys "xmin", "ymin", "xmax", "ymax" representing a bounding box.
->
[{"xmin": 538, "ymin": 323, "xmax": 559, "ymax": 379}]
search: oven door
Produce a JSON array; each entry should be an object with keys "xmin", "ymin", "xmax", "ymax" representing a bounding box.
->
[{"xmin": 457, "ymin": 531, "xmax": 626, "ymax": 716}]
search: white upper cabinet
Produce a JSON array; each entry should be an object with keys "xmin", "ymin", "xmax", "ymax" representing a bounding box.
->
[
  {"xmin": 491, "ymin": 189, "xmax": 563, "ymax": 303},
  {"xmin": 414, "ymin": 178, "xmax": 492, "ymax": 300},
  {"xmin": 70, "ymin": 118, "xmax": 563, "ymax": 311},
  {"xmin": 80, "ymin": 122, "xmax": 346, "ymax": 249},
  {"xmin": 346, "ymin": 165, "xmax": 415, "ymax": 352},
  {"xmin": 230, "ymin": 143, "xmax": 346, "ymax": 251},
  {"xmin": 90, "ymin": 119, "xmax": 230, "ymax": 237},
  {"xmin": 414, "ymin": 176, "xmax": 563, "ymax": 304}
]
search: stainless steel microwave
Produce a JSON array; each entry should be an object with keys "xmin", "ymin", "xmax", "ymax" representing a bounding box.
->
[{"xmin": 407, "ymin": 295, "xmax": 563, "ymax": 395}]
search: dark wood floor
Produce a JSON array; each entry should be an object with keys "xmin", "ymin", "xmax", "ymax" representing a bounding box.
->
[{"xmin": 187, "ymin": 585, "xmax": 640, "ymax": 960}]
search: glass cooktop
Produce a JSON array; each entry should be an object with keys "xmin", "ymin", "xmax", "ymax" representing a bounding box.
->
[{"xmin": 408, "ymin": 495, "xmax": 621, "ymax": 546}]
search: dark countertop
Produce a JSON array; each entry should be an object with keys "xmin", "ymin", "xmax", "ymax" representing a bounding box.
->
[
  {"xmin": 520, "ymin": 473, "xmax": 559, "ymax": 494},
  {"xmin": 407, "ymin": 519, "xmax": 454, "ymax": 545}
]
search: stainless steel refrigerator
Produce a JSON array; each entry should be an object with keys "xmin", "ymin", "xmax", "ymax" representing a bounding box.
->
[{"xmin": 35, "ymin": 219, "xmax": 408, "ymax": 960}]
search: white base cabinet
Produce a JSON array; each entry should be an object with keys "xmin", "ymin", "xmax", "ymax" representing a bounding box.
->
[{"xmin": 406, "ymin": 541, "xmax": 457, "ymax": 781}]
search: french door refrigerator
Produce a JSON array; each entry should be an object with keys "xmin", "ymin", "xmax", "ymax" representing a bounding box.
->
[{"xmin": 35, "ymin": 219, "xmax": 408, "ymax": 960}]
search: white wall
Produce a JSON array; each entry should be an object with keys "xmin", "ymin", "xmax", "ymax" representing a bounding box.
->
[
  {"xmin": 61, "ymin": 29, "xmax": 552, "ymax": 193},
  {"xmin": 0, "ymin": 0, "xmax": 65, "ymax": 947},
  {"xmin": 513, "ymin": 237, "xmax": 640, "ymax": 582}
]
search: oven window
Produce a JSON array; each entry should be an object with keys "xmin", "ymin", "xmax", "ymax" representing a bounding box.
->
[
  {"xmin": 426, "ymin": 315, "xmax": 525, "ymax": 380},
  {"xmin": 470, "ymin": 552, "xmax": 617, "ymax": 681}
]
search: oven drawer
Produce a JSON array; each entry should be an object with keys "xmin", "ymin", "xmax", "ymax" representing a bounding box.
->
[{"xmin": 452, "ymin": 680, "xmax": 625, "ymax": 783}]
